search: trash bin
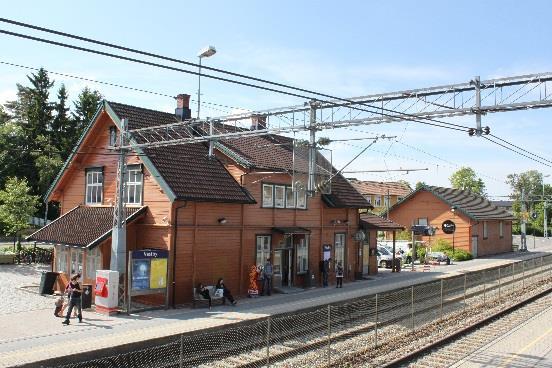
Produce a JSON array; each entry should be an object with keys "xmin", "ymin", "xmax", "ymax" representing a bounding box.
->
[
  {"xmin": 81, "ymin": 284, "xmax": 93, "ymax": 309},
  {"xmin": 39, "ymin": 271, "xmax": 59, "ymax": 295}
]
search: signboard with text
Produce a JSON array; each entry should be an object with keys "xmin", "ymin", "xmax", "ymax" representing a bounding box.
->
[{"xmin": 130, "ymin": 249, "xmax": 169, "ymax": 291}]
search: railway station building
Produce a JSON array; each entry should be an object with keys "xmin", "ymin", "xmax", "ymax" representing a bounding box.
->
[
  {"xmin": 384, "ymin": 185, "xmax": 515, "ymax": 257},
  {"xmin": 28, "ymin": 95, "xmax": 373, "ymax": 304}
]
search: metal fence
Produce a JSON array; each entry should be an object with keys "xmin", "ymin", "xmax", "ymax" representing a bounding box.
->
[{"xmin": 56, "ymin": 255, "xmax": 552, "ymax": 368}]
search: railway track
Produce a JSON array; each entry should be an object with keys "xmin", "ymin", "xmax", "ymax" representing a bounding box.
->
[{"xmin": 394, "ymin": 289, "xmax": 552, "ymax": 367}]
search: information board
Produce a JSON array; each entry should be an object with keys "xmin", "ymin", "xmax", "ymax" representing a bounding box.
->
[{"xmin": 130, "ymin": 249, "xmax": 169, "ymax": 291}]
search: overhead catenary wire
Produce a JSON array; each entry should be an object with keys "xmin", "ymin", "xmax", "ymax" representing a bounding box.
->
[
  {"xmin": 482, "ymin": 135, "xmax": 552, "ymax": 168},
  {"xmin": 1, "ymin": 19, "xmax": 550, "ymax": 168}
]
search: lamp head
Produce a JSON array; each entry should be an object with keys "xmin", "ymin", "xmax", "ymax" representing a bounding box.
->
[{"xmin": 198, "ymin": 46, "xmax": 217, "ymax": 58}]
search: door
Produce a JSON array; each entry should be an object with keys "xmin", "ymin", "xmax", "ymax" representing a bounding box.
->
[
  {"xmin": 362, "ymin": 242, "xmax": 370, "ymax": 275},
  {"xmin": 273, "ymin": 250, "xmax": 282, "ymax": 287},
  {"xmin": 471, "ymin": 236, "xmax": 478, "ymax": 258}
]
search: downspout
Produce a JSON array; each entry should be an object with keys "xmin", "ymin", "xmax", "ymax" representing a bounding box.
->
[{"xmin": 171, "ymin": 201, "xmax": 188, "ymax": 308}]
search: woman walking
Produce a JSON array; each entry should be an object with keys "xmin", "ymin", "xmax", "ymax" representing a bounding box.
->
[{"xmin": 62, "ymin": 273, "xmax": 83, "ymax": 325}]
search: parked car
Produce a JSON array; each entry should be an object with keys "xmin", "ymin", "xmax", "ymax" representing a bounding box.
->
[
  {"xmin": 377, "ymin": 246, "xmax": 394, "ymax": 268},
  {"xmin": 426, "ymin": 251, "xmax": 450, "ymax": 264}
]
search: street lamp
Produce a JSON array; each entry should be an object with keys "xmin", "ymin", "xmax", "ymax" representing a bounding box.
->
[
  {"xmin": 543, "ymin": 174, "xmax": 550, "ymax": 238},
  {"xmin": 197, "ymin": 46, "xmax": 217, "ymax": 119}
]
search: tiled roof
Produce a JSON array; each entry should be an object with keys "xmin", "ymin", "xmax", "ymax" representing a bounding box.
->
[
  {"xmin": 387, "ymin": 185, "xmax": 516, "ymax": 221},
  {"xmin": 360, "ymin": 213, "xmax": 405, "ymax": 230},
  {"xmin": 108, "ymin": 102, "xmax": 255, "ymax": 204},
  {"xmin": 27, "ymin": 206, "xmax": 146, "ymax": 248},
  {"xmin": 348, "ymin": 179, "xmax": 412, "ymax": 197},
  {"xmin": 221, "ymin": 136, "xmax": 371, "ymax": 208}
]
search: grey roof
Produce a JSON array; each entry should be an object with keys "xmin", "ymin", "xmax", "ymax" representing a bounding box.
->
[
  {"xmin": 491, "ymin": 200, "xmax": 514, "ymax": 208},
  {"xmin": 386, "ymin": 185, "xmax": 516, "ymax": 221}
]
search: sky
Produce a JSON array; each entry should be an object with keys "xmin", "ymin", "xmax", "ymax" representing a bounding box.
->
[{"xmin": 1, "ymin": 0, "xmax": 551, "ymax": 197}]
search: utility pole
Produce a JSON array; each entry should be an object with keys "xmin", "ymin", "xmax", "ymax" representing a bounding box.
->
[
  {"xmin": 543, "ymin": 174, "xmax": 549, "ymax": 238},
  {"xmin": 521, "ymin": 187, "xmax": 527, "ymax": 251},
  {"xmin": 386, "ymin": 189, "xmax": 390, "ymax": 219},
  {"xmin": 307, "ymin": 100, "xmax": 319, "ymax": 196},
  {"xmin": 473, "ymin": 76, "xmax": 482, "ymax": 136},
  {"xmin": 111, "ymin": 118, "xmax": 128, "ymax": 306}
]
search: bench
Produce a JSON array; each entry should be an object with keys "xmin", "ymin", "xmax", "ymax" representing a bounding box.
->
[
  {"xmin": 192, "ymin": 286, "xmax": 225, "ymax": 308},
  {"xmin": 0, "ymin": 254, "xmax": 15, "ymax": 264}
]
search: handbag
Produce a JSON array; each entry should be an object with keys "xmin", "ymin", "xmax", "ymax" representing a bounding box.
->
[{"xmin": 214, "ymin": 288, "xmax": 224, "ymax": 298}]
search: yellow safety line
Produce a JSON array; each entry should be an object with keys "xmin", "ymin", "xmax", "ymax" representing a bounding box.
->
[{"xmin": 498, "ymin": 326, "xmax": 552, "ymax": 367}]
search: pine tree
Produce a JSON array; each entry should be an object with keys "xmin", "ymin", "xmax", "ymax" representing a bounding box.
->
[
  {"xmin": 52, "ymin": 84, "xmax": 73, "ymax": 159},
  {"xmin": 73, "ymin": 87, "xmax": 102, "ymax": 138}
]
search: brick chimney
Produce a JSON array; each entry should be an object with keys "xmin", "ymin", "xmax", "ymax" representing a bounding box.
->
[
  {"xmin": 250, "ymin": 114, "xmax": 267, "ymax": 130},
  {"xmin": 175, "ymin": 94, "xmax": 191, "ymax": 121}
]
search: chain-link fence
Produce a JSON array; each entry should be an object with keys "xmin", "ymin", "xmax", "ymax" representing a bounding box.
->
[{"xmin": 54, "ymin": 255, "xmax": 552, "ymax": 368}]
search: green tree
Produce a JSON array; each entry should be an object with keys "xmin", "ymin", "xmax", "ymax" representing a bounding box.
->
[
  {"xmin": 0, "ymin": 122, "xmax": 27, "ymax": 190},
  {"xmin": 449, "ymin": 167, "xmax": 486, "ymax": 196},
  {"xmin": 73, "ymin": 87, "xmax": 102, "ymax": 138},
  {"xmin": 51, "ymin": 84, "xmax": 73, "ymax": 159},
  {"xmin": 415, "ymin": 181, "xmax": 426, "ymax": 190},
  {"xmin": 0, "ymin": 177, "xmax": 39, "ymax": 246},
  {"xmin": 0, "ymin": 105, "xmax": 9, "ymax": 125}
]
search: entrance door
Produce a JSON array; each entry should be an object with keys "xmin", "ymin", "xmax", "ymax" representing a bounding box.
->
[
  {"xmin": 471, "ymin": 236, "xmax": 478, "ymax": 258},
  {"xmin": 273, "ymin": 249, "xmax": 293, "ymax": 288},
  {"xmin": 362, "ymin": 242, "xmax": 370, "ymax": 275},
  {"xmin": 273, "ymin": 251, "xmax": 282, "ymax": 287}
]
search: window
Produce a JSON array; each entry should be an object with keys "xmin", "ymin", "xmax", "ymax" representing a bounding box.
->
[
  {"xmin": 274, "ymin": 185, "xmax": 285, "ymax": 208},
  {"xmin": 109, "ymin": 126, "xmax": 117, "ymax": 147},
  {"xmin": 397, "ymin": 197, "xmax": 404, "ymax": 202},
  {"xmin": 297, "ymin": 237, "xmax": 309, "ymax": 274},
  {"xmin": 285, "ymin": 186, "xmax": 296, "ymax": 208},
  {"xmin": 124, "ymin": 165, "xmax": 143, "ymax": 205},
  {"xmin": 256, "ymin": 235, "xmax": 271, "ymax": 267},
  {"xmin": 56, "ymin": 246, "xmax": 69, "ymax": 273},
  {"xmin": 262, "ymin": 184, "xmax": 274, "ymax": 207},
  {"xmin": 499, "ymin": 221, "xmax": 504, "ymax": 238},
  {"xmin": 86, "ymin": 247, "xmax": 102, "ymax": 279},
  {"xmin": 417, "ymin": 218, "xmax": 428, "ymax": 226},
  {"xmin": 384, "ymin": 195, "xmax": 389, "ymax": 207},
  {"xmin": 334, "ymin": 233, "xmax": 346, "ymax": 267},
  {"xmin": 365, "ymin": 195, "xmax": 372, "ymax": 204},
  {"xmin": 262, "ymin": 183, "xmax": 307, "ymax": 209},
  {"xmin": 483, "ymin": 221, "xmax": 488, "ymax": 239},
  {"xmin": 71, "ymin": 249, "xmax": 83, "ymax": 275},
  {"xmin": 296, "ymin": 187, "xmax": 307, "ymax": 209},
  {"xmin": 85, "ymin": 168, "xmax": 103, "ymax": 205},
  {"xmin": 374, "ymin": 195, "xmax": 382, "ymax": 206}
]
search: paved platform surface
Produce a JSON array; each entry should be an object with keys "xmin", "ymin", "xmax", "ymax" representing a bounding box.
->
[
  {"xmin": 0, "ymin": 244, "xmax": 551, "ymax": 367},
  {"xmin": 453, "ymin": 302, "xmax": 552, "ymax": 367}
]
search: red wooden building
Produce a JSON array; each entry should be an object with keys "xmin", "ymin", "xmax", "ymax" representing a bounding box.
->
[
  {"xmin": 28, "ymin": 95, "xmax": 372, "ymax": 304},
  {"xmin": 385, "ymin": 185, "xmax": 515, "ymax": 257}
]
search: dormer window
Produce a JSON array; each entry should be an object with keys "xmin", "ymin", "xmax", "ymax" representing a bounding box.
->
[{"xmin": 109, "ymin": 126, "xmax": 117, "ymax": 147}]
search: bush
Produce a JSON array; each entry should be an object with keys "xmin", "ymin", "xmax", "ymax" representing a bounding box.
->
[
  {"xmin": 416, "ymin": 247, "xmax": 426, "ymax": 262},
  {"xmin": 431, "ymin": 239, "xmax": 453, "ymax": 252},
  {"xmin": 430, "ymin": 238, "xmax": 472, "ymax": 261},
  {"xmin": 452, "ymin": 249, "xmax": 473, "ymax": 261}
]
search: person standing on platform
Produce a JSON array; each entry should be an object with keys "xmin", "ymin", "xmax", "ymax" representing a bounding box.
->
[
  {"xmin": 262, "ymin": 258, "xmax": 273, "ymax": 296},
  {"xmin": 322, "ymin": 258, "xmax": 331, "ymax": 287},
  {"xmin": 335, "ymin": 261, "xmax": 344, "ymax": 288}
]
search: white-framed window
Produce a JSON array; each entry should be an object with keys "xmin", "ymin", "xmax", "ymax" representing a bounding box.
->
[
  {"xmin": 499, "ymin": 221, "xmax": 503, "ymax": 238},
  {"xmin": 374, "ymin": 195, "xmax": 382, "ymax": 206},
  {"xmin": 274, "ymin": 185, "xmax": 285, "ymax": 208},
  {"xmin": 256, "ymin": 235, "xmax": 271, "ymax": 267},
  {"xmin": 417, "ymin": 218, "xmax": 428, "ymax": 226},
  {"xmin": 296, "ymin": 187, "xmax": 307, "ymax": 209},
  {"xmin": 334, "ymin": 233, "xmax": 346, "ymax": 267},
  {"xmin": 262, "ymin": 184, "xmax": 274, "ymax": 207},
  {"xmin": 296, "ymin": 237, "xmax": 309, "ymax": 274},
  {"xmin": 124, "ymin": 165, "xmax": 143, "ymax": 205},
  {"xmin": 285, "ymin": 186, "xmax": 296, "ymax": 208},
  {"xmin": 85, "ymin": 168, "xmax": 103, "ymax": 205},
  {"xmin": 483, "ymin": 221, "xmax": 488, "ymax": 239},
  {"xmin": 56, "ymin": 246, "xmax": 69, "ymax": 273},
  {"xmin": 384, "ymin": 195, "xmax": 389, "ymax": 207},
  {"xmin": 86, "ymin": 247, "xmax": 102, "ymax": 279},
  {"xmin": 365, "ymin": 195, "xmax": 372, "ymax": 205},
  {"xmin": 109, "ymin": 126, "xmax": 117, "ymax": 147},
  {"xmin": 70, "ymin": 249, "xmax": 83, "ymax": 275}
]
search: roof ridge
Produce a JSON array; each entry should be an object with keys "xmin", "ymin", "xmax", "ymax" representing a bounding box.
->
[{"xmin": 107, "ymin": 100, "xmax": 177, "ymax": 117}]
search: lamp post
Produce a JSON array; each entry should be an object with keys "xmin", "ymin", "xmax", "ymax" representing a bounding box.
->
[
  {"xmin": 197, "ymin": 46, "xmax": 217, "ymax": 119},
  {"xmin": 451, "ymin": 205, "xmax": 456, "ymax": 264},
  {"xmin": 543, "ymin": 174, "xmax": 550, "ymax": 238}
]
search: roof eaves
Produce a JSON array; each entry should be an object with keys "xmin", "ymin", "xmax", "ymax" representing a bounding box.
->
[
  {"xmin": 44, "ymin": 101, "xmax": 106, "ymax": 202},
  {"xmin": 104, "ymin": 102, "xmax": 177, "ymax": 202}
]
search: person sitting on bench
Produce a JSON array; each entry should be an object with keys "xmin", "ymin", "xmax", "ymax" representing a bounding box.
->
[
  {"xmin": 197, "ymin": 283, "xmax": 212, "ymax": 310},
  {"xmin": 215, "ymin": 278, "xmax": 237, "ymax": 305}
]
